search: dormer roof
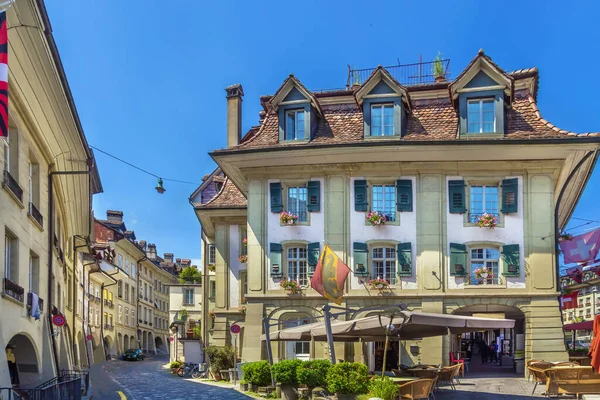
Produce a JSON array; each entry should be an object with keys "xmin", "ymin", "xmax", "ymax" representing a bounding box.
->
[
  {"xmin": 355, "ymin": 66, "xmax": 412, "ymax": 111},
  {"xmin": 269, "ymin": 74, "xmax": 323, "ymax": 116}
]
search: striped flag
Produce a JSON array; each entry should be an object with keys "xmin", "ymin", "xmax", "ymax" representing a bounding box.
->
[{"xmin": 0, "ymin": 11, "xmax": 7, "ymax": 138}]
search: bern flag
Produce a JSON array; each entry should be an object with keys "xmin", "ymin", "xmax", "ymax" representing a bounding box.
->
[
  {"xmin": 561, "ymin": 291, "xmax": 578, "ymax": 310},
  {"xmin": 0, "ymin": 11, "xmax": 7, "ymax": 138},
  {"xmin": 310, "ymin": 244, "xmax": 350, "ymax": 305},
  {"xmin": 560, "ymin": 228, "xmax": 600, "ymax": 265}
]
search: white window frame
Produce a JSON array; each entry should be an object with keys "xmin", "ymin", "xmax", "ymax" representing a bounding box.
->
[
  {"xmin": 208, "ymin": 245, "xmax": 216, "ymax": 265},
  {"xmin": 286, "ymin": 247, "xmax": 308, "ymax": 287},
  {"xmin": 183, "ymin": 288, "xmax": 194, "ymax": 305},
  {"xmin": 467, "ymin": 98, "xmax": 495, "ymax": 133},
  {"xmin": 28, "ymin": 162, "xmax": 33, "ymax": 204},
  {"xmin": 371, "ymin": 184, "xmax": 396, "ymax": 222},
  {"xmin": 287, "ymin": 186, "xmax": 308, "ymax": 222},
  {"xmin": 118, "ymin": 254, "xmax": 123, "ymax": 269},
  {"xmin": 371, "ymin": 247, "xmax": 396, "ymax": 284},
  {"xmin": 285, "ymin": 109, "xmax": 305, "ymax": 141},
  {"xmin": 370, "ymin": 104, "xmax": 394, "ymax": 136},
  {"xmin": 3, "ymin": 139, "xmax": 9, "ymax": 172},
  {"xmin": 468, "ymin": 185, "xmax": 499, "ymax": 224},
  {"xmin": 468, "ymin": 247, "xmax": 500, "ymax": 285},
  {"xmin": 284, "ymin": 319, "xmax": 310, "ymax": 360}
]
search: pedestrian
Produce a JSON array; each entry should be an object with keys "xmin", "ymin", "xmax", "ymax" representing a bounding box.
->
[
  {"xmin": 480, "ymin": 340, "xmax": 488, "ymax": 364},
  {"xmin": 490, "ymin": 342, "xmax": 498, "ymax": 364},
  {"xmin": 467, "ymin": 341, "xmax": 472, "ymax": 359},
  {"xmin": 6, "ymin": 345, "xmax": 18, "ymax": 386}
]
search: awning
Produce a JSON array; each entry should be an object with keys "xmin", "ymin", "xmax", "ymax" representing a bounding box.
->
[{"xmin": 564, "ymin": 320, "xmax": 594, "ymax": 331}]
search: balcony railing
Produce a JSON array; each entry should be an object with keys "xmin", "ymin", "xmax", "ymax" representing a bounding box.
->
[
  {"xmin": 104, "ymin": 324, "xmax": 114, "ymax": 331},
  {"xmin": 27, "ymin": 202, "xmax": 44, "ymax": 227},
  {"xmin": 2, "ymin": 170, "xmax": 23, "ymax": 203},
  {"xmin": 347, "ymin": 58, "xmax": 451, "ymax": 87},
  {"xmin": 139, "ymin": 318, "xmax": 143, "ymax": 323},
  {"xmin": 104, "ymin": 299, "xmax": 113, "ymax": 308},
  {"xmin": 94, "ymin": 296, "xmax": 101, "ymax": 303},
  {"xmin": 149, "ymin": 322, "xmax": 152, "ymax": 326},
  {"xmin": 3, "ymin": 278, "xmax": 24, "ymax": 303},
  {"xmin": 27, "ymin": 292, "xmax": 44, "ymax": 316}
]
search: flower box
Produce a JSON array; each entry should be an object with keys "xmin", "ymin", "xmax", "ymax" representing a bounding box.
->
[
  {"xmin": 366, "ymin": 211, "xmax": 386, "ymax": 226},
  {"xmin": 368, "ymin": 277, "xmax": 390, "ymax": 290},
  {"xmin": 473, "ymin": 266, "xmax": 494, "ymax": 284},
  {"xmin": 238, "ymin": 255, "xmax": 248, "ymax": 263},
  {"xmin": 475, "ymin": 213, "xmax": 497, "ymax": 229},
  {"xmin": 280, "ymin": 278, "xmax": 302, "ymax": 294},
  {"xmin": 280, "ymin": 211, "xmax": 299, "ymax": 226},
  {"xmin": 207, "ymin": 264, "xmax": 216, "ymax": 272}
]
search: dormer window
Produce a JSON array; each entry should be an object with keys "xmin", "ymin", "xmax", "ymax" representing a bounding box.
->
[
  {"xmin": 467, "ymin": 99, "xmax": 495, "ymax": 133},
  {"xmin": 371, "ymin": 104, "xmax": 394, "ymax": 136},
  {"xmin": 285, "ymin": 109, "xmax": 305, "ymax": 140}
]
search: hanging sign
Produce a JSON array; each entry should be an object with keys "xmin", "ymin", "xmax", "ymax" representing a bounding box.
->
[
  {"xmin": 52, "ymin": 314, "xmax": 66, "ymax": 327},
  {"xmin": 230, "ymin": 324, "xmax": 241, "ymax": 334}
]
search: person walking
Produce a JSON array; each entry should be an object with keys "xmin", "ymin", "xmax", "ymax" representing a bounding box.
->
[{"xmin": 480, "ymin": 339, "xmax": 488, "ymax": 364}]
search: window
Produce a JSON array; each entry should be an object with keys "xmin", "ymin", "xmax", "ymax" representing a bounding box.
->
[
  {"xmin": 125, "ymin": 260, "xmax": 129, "ymax": 274},
  {"xmin": 118, "ymin": 254, "xmax": 123, "ymax": 269},
  {"xmin": 287, "ymin": 186, "xmax": 308, "ymax": 222},
  {"xmin": 118, "ymin": 280, "xmax": 123, "ymax": 298},
  {"xmin": 285, "ymin": 319, "xmax": 310, "ymax": 360},
  {"xmin": 4, "ymin": 229, "xmax": 18, "ymax": 283},
  {"xmin": 467, "ymin": 99, "xmax": 495, "ymax": 133},
  {"xmin": 2, "ymin": 139, "xmax": 8, "ymax": 172},
  {"xmin": 131, "ymin": 310, "xmax": 135, "ymax": 325},
  {"xmin": 95, "ymin": 285, "xmax": 99, "ymax": 298},
  {"xmin": 209, "ymin": 281, "xmax": 216, "ymax": 298},
  {"xmin": 469, "ymin": 248, "xmax": 500, "ymax": 285},
  {"xmin": 287, "ymin": 247, "xmax": 308, "ymax": 287},
  {"xmin": 131, "ymin": 263, "xmax": 136, "ymax": 278},
  {"xmin": 371, "ymin": 184, "xmax": 396, "ymax": 222},
  {"xmin": 124, "ymin": 283, "xmax": 129, "ymax": 302},
  {"xmin": 103, "ymin": 312, "xmax": 108, "ymax": 325},
  {"xmin": 28, "ymin": 160, "xmax": 40, "ymax": 209},
  {"xmin": 285, "ymin": 109, "xmax": 305, "ymax": 140},
  {"xmin": 109, "ymin": 314, "xmax": 113, "ymax": 327},
  {"xmin": 103, "ymin": 288, "xmax": 108, "ymax": 300},
  {"xmin": 118, "ymin": 304, "xmax": 123, "ymax": 323},
  {"xmin": 372, "ymin": 247, "xmax": 396, "ymax": 284},
  {"xmin": 29, "ymin": 252, "xmax": 39, "ymax": 294},
  {"xmin": 240, "ymin": 228, "xmax": 247, "ymax": 257},
  {"xmin": 208, "ymin": 244, "xmax": 216, "ymax": 265},
  {"xmin": 108, "ymin": 291, "xmax": 113, "ymax": 302},
  {"xmin": 371, "ymin": 104, "xmax": 394, "ymax": 136},
  {"xmin": 125, "ymin": 308, "xmax": 129, "ymax": 326},
  {"xmin": 469, "ymin": 185, "xmax": 499, "ymax": 223},
  {"xmin": 4, "ymin": 129, "xmax": 18, "ymax": 175}
]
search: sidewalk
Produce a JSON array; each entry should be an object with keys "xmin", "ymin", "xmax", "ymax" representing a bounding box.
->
[{"xmin": 435, "ymin": 373, "xmax": 546, "ymax": 399}]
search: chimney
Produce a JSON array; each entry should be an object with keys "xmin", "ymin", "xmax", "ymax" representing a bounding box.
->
[
  {"xmin": 147, "ymin": 243, "xmax": 157, "ymax": 260},
  {"xmin": 139, "ymin": 240, "xmax": 147, "ymax": 251},
  {"xmin": 164, "ymin": 253, "xmax": 174, "ymax": 263},
  {"xmin": 106, "ymin": 210, "xmax": 123, "ymax": 224},
  {"xmin": 225, "ymin": 84, "xmax": 244, "ymax": 148}
]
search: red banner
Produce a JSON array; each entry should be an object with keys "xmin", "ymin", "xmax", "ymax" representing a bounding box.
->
[{"xmin": 561, "ymin": 291, "xmax": 579, "ymax": 310}]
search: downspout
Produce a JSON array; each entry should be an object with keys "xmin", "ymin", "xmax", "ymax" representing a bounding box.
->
[
  {"xmin": 73, "ymin": 235, "xmax": 89, "ymax": 367},
  {"xmin": 203, "ymin": 240, "xmax": 208, "ymax": 363},
  {"xmin": 136, "ymin": 255, "xmax": 149, "ymax": 350},
  {"xmin": 81, "ymin": 259, "xmax": 96, "ymax": 367},
  {"xmin": 101, "ymin": 269, "xmax": 119, "ymax": 359}
]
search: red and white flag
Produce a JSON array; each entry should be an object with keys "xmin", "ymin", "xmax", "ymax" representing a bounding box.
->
[
  {"xmin": 0, "ymin": 11, "xmax": 7, "ymax": 138},
  {"xmin": 561, "ymin": 291, "xmax": 579, "ymax": 310},
  {"xmin": 560, "ymin": 228, "xmax": 600, "ymax": 265}
]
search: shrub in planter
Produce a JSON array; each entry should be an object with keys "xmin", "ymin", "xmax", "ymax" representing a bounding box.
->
[
  {"xmin": 242, "ymin": 360, "xmax": 272, "ymax": 387},
  {"xmin": 169, "ymin": 361, "xmax": 181, "ymax": 374},
  {"xmin": 271, "ymin": 359, "xmax": 303, "ymax": 385},
  {"xmin": 297, "ymin": 359, "xmax": 331, "ymax": 388},
  {"xmin": 205, "ymin": 345, "xmax": 234, "ymax": 379},
  {"xmin": 368, "ymin": 377, "xmax": 398, "ymax": 400},
  {"xmin": 326, "ymin": 362, "xmax": 370, "ymax": 395}
]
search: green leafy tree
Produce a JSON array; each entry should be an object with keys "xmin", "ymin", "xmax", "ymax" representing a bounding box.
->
[{"xmin": 178, "ymin": 266, "xmax": 202, "ymax": 284}]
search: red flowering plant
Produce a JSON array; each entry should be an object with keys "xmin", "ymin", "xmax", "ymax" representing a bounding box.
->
[
  {"xmin": 238, "ymin": 306, "xmax": 246, "ymax": 314},
  {"xmin": 208, "ymin": 311, "xmax": 216, "ymax": 319},
  {"xmin": 238, "ymin": 255, "xmax": 248, "ymax": 263},
  {"xmin": 279, "ymin": 278, "xmax": 302, "ymax": 294},
  {"xmin": 366, "ymin": 211, "xmax": 386, "ymax": 226},
  {"xmin": 280, "ymin": 211, "xmax": 299, "ymax": 226},
  {"xmin": 475, "ymin": 213, "xmax": 497, "ymax": 229},
  {"xmin": 368, "ymin": 277, "xmax": 390, "ymax": 290},
  {"xmin": 558, "ymin": 232, "xmax": 573, "ymax": 242}
]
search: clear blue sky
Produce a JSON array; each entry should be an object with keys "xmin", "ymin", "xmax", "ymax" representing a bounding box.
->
[{"xmin": 45, "ymin": 0, "xmax": 600, "ymax": 263}]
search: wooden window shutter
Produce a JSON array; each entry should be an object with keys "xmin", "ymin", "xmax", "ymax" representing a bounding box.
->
[
  {"xmin": 307, "ymin": 242, "xmax": 321, "ymax": 275},
  {"xmin": 307, "ymin": 181, "xmax": 321, "ymax": 212},
  {"xmin": 354, "ymin": 180, "xmax": 368, "ymax": 212},
  {"xmin": 448, "ymin": 180, "xmax": 467, "ymax": 213},
  {"xmin": 502, "ymin": 244, "xmax": 520, "ymax": 277},
  {"xmin": 501, "ymin": 178, "xmax": 518, "ymax": 214},
  {"xmin": 353, "ymin": 242, "xmax": 369, "ymax": 277},
  {"xmin": 270, "ymin": 243, "xmax": 283, "ymax": 278},
  {"xmin": 396, "ymin": 179, "xmax": 413, "ymax": 212},
  {"xmin": 449, "ymin": 243, "xmax": 467, "ymax": 276},
  {"xmin": 397, "ymin": 242, "xmax": 412, "ymax": 276},
  {"xmin": 270, "ymin": 182, "xmax": 283, "ymax": 213}
]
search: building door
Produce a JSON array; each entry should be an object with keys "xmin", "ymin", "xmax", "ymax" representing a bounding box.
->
[{"xmin": 284, "ymin": 319, "xmax": 311, "ymax": 361}]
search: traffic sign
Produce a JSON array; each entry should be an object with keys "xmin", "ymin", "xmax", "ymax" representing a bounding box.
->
[
  {"xmin": 230, "ymin": 324, "xmax": 241, "ymax": 334},
  {"xmin": 52, "ymin": 314, "xmax": 66, "ymax": 327}
]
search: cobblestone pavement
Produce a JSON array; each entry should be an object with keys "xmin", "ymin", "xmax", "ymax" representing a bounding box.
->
[
  {"xmin": 89, "ymin": 355, "xmax": 249, "ymax": 400},
  {"xmin": 435, "ymin": 373, "xmax": 546, "ymax": 400}
]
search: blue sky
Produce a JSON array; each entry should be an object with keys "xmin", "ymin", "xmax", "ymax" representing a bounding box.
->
[{"xmin": 45, "ymin": 0, "xmax": 600, "ymax": 262}]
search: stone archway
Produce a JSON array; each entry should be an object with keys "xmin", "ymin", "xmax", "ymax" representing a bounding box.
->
[
  {"xmin": 77, "ymin": 331, "xmax": 88, "ymax": 368},
  {"xmin": 6, "ymin": 333, "xmax": 40, "ymax": 387},
  {"xmin": 124, "ymin": 335, "xmax": 130, "ymax": 351},
  {"xmin": 155, "ymin": 336, "xmax": 166, "ymax": 354},
  {"xmin": 148, "ymin": 332, "xmax": 155, "ymax": 354},
  {"xmin": 142, "ymin": 331, "xmax": 148, "ymax": 352},
  {"xmin": 130, "ymin": 335, "xmax": 137, "ymax": 350},
  {"xmin": 104, "ymin": 335, "xmax": 115, "ymax": 360},
  {"xmin": 267, "ymin": 306, "xmax": 323, "ymax": 362},
  {"xmin": 117, "ymin": 333, "xmax": 123, "ymax": 356}
]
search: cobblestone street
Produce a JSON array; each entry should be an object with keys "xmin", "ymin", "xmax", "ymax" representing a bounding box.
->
[
  {"xmin": 435, "ymin": 373, "xmax": 547, "ymax": 399},
  {"xmin": 89, "ymin": 355, "xmax": 249, "ymax": 400}
]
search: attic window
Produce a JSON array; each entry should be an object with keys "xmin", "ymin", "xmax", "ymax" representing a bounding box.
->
[
  {"xmin": 285, "ymin": 110, "xmax": 305, "ymax": 140},
  {"xmin": 214, "ymin": 182, "xmax": 223, "ymax": 192},
  {"xmin": 371, "ymin": 104, "xmax": 394, "ymax": 136},
  {"xmin": 467, "ymin": 99, "xmax": 495, "ymax": 133}
]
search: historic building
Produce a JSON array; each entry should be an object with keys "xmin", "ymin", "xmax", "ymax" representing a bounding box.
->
[
  {"xmin": 191, "ymin": 50, "xmax": 600, "ymax": 370},
  {"xmin": 0, "ymin": 0, "xmax": 102, "ymax": 389}
]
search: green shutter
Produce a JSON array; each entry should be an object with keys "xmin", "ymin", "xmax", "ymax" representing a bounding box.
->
[
  {"xmin": 397, "ymin": 242, "xmax": 412, "ymax": 277},
  {"xmin": 270, "ymin": 182, "xmax": 283, "ymax": 213},
  {"xmin": 448, "ymin": 180, "xmax": 466, "ymax": 214},
  {"xmin": 270, "ymin": 243, "xmax": 283, "ymax": 277},
  {"xmin": 502, "ymin": 244, "xmax": 520, "ymax": 277},
  {"xmin": 449, "ymin": 243, "xmax": 467, "ymax": 276},
  {"xmin": 307, "ymin": 242, "xmax": 320, "ymax": 275},
  {"xmin": 396, "ymin": 180, "xmax": 413, "ymax": 212},
  {"xmin": 353, "ymin": 242, "xmax": 369, "ymax": 277},
  {"xmin": 502, "ymin": 178, "xmax": 518, "ymax": 214},
  {"xmin": 307, "ymin": 181, "xmax": 321, "ymax": 212},
  {"xmin": 354, "ymin": 180, "xmax": 368, "ymax": 212}
]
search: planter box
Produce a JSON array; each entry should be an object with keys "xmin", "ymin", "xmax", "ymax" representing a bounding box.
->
[{"xmin": 280, "ymin": 384, "xmax": 298, "ymax": 400}]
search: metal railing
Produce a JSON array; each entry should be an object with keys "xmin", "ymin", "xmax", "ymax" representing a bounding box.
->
[
  {"xmin": 28, "ymin": 202, "xmax": 44, "ymax": 227},
  {"xmin": 3, "ymin": 169, "xmax": 23, "ymax": 202},
  {"xmin": 104, "ymin": 299, "xmax": 113, "ymax": 308},
  {"xmin": 60, "ymin": 369, "xmax": 89, "ymax": 396},
  {"xmin": 3, "ymin": 277, "xmax": 24, "ymax": 303},
  {"xmin": 1, "ymin": 376, "xmax": 82, "ymax": 399},
  {"xmin": 347, "ymin": 58, "xmax": 451, "ymax": 87},
  {"xmin": 104, "ymin": 324, "xmax": 114, "ymax": 331}
]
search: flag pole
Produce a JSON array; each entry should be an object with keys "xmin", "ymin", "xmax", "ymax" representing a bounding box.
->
[{"xmin": 322, "ymin": 304, "xmax": 336, "ymax": 364}]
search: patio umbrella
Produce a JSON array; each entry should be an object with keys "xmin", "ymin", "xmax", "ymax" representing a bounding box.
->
[{"xmin": 588, "ymin": 314, "xmax": 600, "ymax": 372}]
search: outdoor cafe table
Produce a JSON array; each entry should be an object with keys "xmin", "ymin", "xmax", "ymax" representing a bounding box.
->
[{"xmin": 390, "ymin": 376, "xmax": 418, "ymax": 383}]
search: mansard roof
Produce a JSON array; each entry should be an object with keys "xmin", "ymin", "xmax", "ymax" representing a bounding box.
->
[{"xmin": 192, "ymin": 177, "xmax": 247, "ymax": 210}]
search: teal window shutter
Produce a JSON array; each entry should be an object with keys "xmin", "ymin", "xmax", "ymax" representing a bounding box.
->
[
  {"xmin": 396, "ymin": 179, "xmax": 413, "ymax": 212},
  {"xmin": 307, "ymin": 242, "xmax": 320, "ymax": 275},
  {"xmin": 307, "ymin": 181, "xmax": 321, "ymax": 212},
  {"xmin": 502, "ymin": 244, "xmax": 520, "ymax": 277},
  {"xmin": 353, "ymin": 242, "xmax": 369, "ymax": 277},
  {"xmin": 354, "ymin": 180, "xmax": 368, "ymax": 212},
  {"xmin": 397, "ymin": 242, "xmax": 412, "ymax": 276},
  {"xmin": 448, "ymin": 180, "xmax": 466, "ymax": 213},
  {"xmin": 449, "ymin": 243, "xmax": 467, "ymax": 276},
  {"xmin": 501, "ymin": 178, "xmax": 518, "ymax": 214},
  {"xmin": 270, "ymin": 243, "xmax": 283, "ymax": 277},
  {"xmin": 270, "ymin": 182, "xmax": 283, "ymax": 213}
]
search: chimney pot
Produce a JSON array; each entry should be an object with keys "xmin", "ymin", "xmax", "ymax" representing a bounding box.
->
[
  {"xmin": 259, "ymin": 110, "xmax": 266, "ymax": 122},
  {"xmin": 164, "ymin": 253, "xmax": 174, "ymax": 263},
  {"xmin": 106, "ymin": 210, "xmax": 123, "ymax": 224},
  {"xmin": 147, "ymin": 243, "xmax": 157, "ymax": 259},
  {"xmin": 225, "ymin": 84, "xmax": 244, "ymax": 148}
]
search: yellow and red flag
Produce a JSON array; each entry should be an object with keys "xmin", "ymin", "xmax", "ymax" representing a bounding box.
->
[{"xmin": 310, "ymin": 244, "xmax": 350, "ymax": 305}]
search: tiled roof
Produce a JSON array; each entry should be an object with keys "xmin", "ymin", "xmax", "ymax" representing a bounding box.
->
[{"xmin": 194, "ymin": 177, "xmax": 247, "ymax": 209}]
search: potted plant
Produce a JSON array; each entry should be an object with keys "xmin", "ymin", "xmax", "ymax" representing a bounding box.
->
[
  {"xmin": 170, "ymin": 361, "xmax": 181, "ymax": 374},
  {"xmin": 473, "ymin": 266, "xmax": 494, "ymax": 285},
  {"xmin": 238, "ymin": 255, "xmax": 248, "ymax": 263},
  {"xmin": 368, "ymin": 376, "xmax": 398, "ymax": 400},
  {"xmin": 280, "ymin": 211, "xmax": 299, "ymax": 226},
  {"xmin": 240, "ymin": 380, "xmax": 249, "ymax": 391},
  {"xmin": 432, "ymin": 52, "xmax": 445, "ymax": 82},
  {"xmin": 193, "ymin": 325, "xmax": 202, "ymax": 339},
  {"xmin": 205, "ymin": 345, "xmax": 234, "ymax": 381},
  {"xmin": 368, "ymin": 277, "xmax": 389, "ymax": 291},
  {"xmin": 242, "ymin": 238, "xmax": 248, "ymax": 246},
  {"xmin": 208, "ymin": 310, "xmax": 216, "ymax": 319},
  {"xmin": 272, "ymin": 359, "xmax": 303, "ymax": 400},
  {"xmin": 475, "ymin": 213, "xmax": 497, "ymax": 229},
  {"xmin": 207, "ymin": 264, "xmax": 216, "ymax": 272},
  {"xmin": 326, "ymin": 362, "xmax": 370, "ymax": 399},
  {"xmin": 366, "ymin": 211, "xmax": 386, "ymax": 226},
  {"xmin": 297, "ymin": 359, "xmax": 331, "ymax": 395},
  {"xmin": 279, "ymin": 278, "xmax": 302, "ymax": 294},
  {"xmin": 238, "ymin": 305, "xmax": 247, "ymax": 314},
  {"xmin": 179, "ymin": 309, "xmax": 188, "ymax": 320},
  {"xmin": 242, "ymin": 361, "xmax": 272, "ymax": 392}
]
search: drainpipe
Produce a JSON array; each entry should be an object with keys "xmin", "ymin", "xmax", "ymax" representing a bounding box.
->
[
  {"xmin": 73, "ymin": 235, "xmax": 90, "ymax": 368},
  {"xmin": 81, "ymin": 258, "xmax": 97, "ymax": 367},
  {"xmin": 203, "ymin": 240, "xmax": 209, "ymax": 363},
  {"xmin": 101, "ymin": 269, "xmax": 119, "ymax": 359},
  {"xmin": 47, "ymin": 168, "xmax": 91, "ymax": 377},
  {"xmin": 136, "ymin": 255, "xmax": 148, "ymax": 351}
]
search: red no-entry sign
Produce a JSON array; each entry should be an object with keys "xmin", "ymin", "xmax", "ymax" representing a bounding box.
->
[
  {"xmin": 52, "ymin": 314, "xmax": 66, "ymax": 327},
  {"xmin": 230, "ymin": 324, "xmax": 241, "ymax": 334}
]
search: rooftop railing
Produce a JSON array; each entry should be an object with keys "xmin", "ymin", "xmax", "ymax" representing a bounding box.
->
[{"xmin": 347, "ymin": 58, "xmax": 451, "ymax": 87}]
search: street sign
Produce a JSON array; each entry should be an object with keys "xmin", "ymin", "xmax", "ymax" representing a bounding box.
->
[
  {"xmin": 230, "ymin": 324, "xmax": 241, "ymax": 334},
  {"xmin": 86, "ymin": 334, "xmax": 93, "ymax": 341},
  {"xmin": 52, "ymin": 314, "xmax": 66, "ymax": 327}
]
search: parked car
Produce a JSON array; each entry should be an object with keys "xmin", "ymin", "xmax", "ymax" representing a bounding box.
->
[{"xmin": 122, "ymin": 349, "xmax": 145, "ymax": 361}]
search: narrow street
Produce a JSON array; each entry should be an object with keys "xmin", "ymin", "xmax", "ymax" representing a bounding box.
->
[{"xmin": 89, "ymin": 355, "xmax": 249, "ymax": 400}]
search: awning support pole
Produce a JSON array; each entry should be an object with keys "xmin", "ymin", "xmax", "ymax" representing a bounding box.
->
[
  {"xmin": 263, "ymin": 317, "xmax": 275, "ymax": 386},
  {"xmin": 323, "ymin": 305, "xmax": 336, "ymax": 364}
]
